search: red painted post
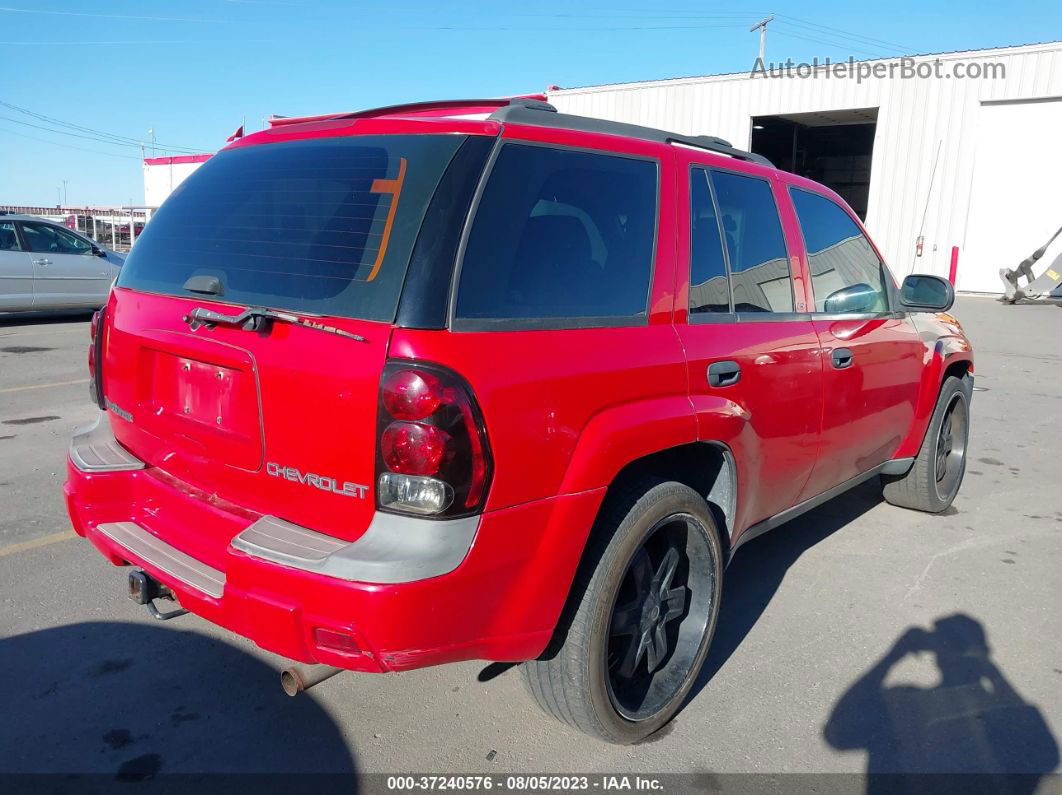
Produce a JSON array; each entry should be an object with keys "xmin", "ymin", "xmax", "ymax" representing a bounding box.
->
[{"xmin": 948, "ymin": 246, "xmax": 959, "ymax": 285}]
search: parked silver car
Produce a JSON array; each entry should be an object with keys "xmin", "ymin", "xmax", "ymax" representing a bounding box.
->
[{"xmin": 0, "ymin": 212, "xmax": 125, "ymax": 311}]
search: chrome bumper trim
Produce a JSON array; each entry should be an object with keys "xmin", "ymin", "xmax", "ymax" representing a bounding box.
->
[
  {"xmin": 232, "ymin": 512, "xmax": 480, "ymax": 584},
  {"xmin": 70, "ymin": 412, "xmax": 144, "ymax": 473},
  {"xmin": 97, "ymin": 521, "xmax": 225, "ymax": 598}
]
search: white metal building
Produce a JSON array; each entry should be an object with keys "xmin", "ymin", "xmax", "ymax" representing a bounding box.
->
[
  {"xmin": 143, "ymin": 154, "xmax": 212, "ymax": 208},
  {"xmin": 547, "ymin": 41, "xmax": 1062, "ymax": 293}
]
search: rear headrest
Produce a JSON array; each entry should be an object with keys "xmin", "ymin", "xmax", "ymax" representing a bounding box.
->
[{"xmin": 518, "ymin": 214, "xmax": 591, "ymax": 264}]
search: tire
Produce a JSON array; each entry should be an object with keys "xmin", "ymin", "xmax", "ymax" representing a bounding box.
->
[
  {"xmin": 881, "ymin": 375, "xmax": 972, "ymax": 512},
  {"xmin": 522, "ymin": 479, "xmax": 724, "ymax": 744}
]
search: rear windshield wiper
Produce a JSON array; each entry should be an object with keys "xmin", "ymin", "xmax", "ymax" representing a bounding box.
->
[{"xmin": 183, "ymin": 306, "xmax": 368, "ymax": 343}]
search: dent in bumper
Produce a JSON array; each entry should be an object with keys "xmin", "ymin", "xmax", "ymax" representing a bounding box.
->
[{"xmin": 69, "ymin": 411, "xmax": 143, "ymax": 473}]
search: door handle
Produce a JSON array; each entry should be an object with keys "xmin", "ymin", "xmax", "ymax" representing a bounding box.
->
[
  {"xmin": 707, "ymin": 360, "xmax": 742, "ymax": 387},
  {"xmin": 33, "ymin": 258, "xmax": 52, "ymax": 266},
  {"xmin": 831, "ymin": 347, "xmax": 854, "ymax": 369}
]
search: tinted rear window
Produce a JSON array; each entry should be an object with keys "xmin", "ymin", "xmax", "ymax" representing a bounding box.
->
[{"xmin": 118, "ymin": 135, "xmax": 466, "ymax": 322}]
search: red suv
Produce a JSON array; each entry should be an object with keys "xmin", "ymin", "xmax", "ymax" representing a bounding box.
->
[{"xmin": 65, "ymin": 96, "xmax": 973, "ymax": 743}]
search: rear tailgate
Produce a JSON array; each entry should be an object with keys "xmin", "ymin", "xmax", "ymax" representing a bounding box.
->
[
  {"xmin": 105, "ymin": 290, "xmax": 388, "ymax": 550},
  {"xmin": 101, "ymin": 131, "xmax": 472, "ymax": 558}
]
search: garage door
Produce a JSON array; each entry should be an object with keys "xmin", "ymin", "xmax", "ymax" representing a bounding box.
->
[{"xmin": 962, "ymin": 98, "xmax": 1062, "ymax": 293}]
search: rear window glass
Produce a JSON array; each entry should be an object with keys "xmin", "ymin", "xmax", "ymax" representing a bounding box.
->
[
  {"xmin": 455, "ymin": 143, "xmax": 657, "ymax": 325},
  {"xmin": 118, "ymin": 135, "xmax": 465, "ymax": 322}
]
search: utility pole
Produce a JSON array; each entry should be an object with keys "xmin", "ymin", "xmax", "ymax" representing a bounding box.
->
[
  {"xmin": 62, "ymin": 180, "xmax": 68, "ymax": 206},
  {"xmin": 750, "ymin": 16, "xmax": 774, "ymax": 63}
]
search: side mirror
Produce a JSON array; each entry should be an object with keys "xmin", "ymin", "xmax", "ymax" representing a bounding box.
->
[
  {"xmin": 900, "ymin": 274, "xmax": 954, "ymax": 312},
  {"xmin": 91, "ymin": 244, "xmax": 104, "ymax": 257},
  {"xmin": 823, "ymin": 282, "xmax": 878, "ymax": 314}
]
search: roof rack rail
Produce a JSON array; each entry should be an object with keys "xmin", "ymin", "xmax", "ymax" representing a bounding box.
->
[
  {"xmin": 268, "ymin": 96, "xmax": 552, "ymax": 128},
  {"xmin": 487, "ymin": 103, "xmax": 773, "ymax": 167},
  {"xmin": 665, "ymin": 134, "xmax": 773, "ymax": 167}
]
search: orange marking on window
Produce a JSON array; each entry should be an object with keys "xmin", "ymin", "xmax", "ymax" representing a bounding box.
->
[{"xmin": 365, "ymin": 157, "xmax": 407, "ymax": 282}]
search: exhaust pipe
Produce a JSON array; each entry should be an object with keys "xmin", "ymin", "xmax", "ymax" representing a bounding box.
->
[{"xmin": 280, "ymin": 663, "xmax": 343, "ymax": 696}]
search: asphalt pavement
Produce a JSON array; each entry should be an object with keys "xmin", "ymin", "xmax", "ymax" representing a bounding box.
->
[{"xmin": 0, "ymin": 297, "xmax": 1059, "ymax": 782}]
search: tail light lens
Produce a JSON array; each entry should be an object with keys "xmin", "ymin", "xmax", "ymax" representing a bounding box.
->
[
  {"xmin": 376, "ymin": 361, "xmax": 492, "ymax": 518},
  {"xmin": 88, "ymin": 308, "xmax": 105, "ymax": 409}
]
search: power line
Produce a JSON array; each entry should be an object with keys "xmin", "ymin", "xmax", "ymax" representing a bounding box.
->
[
  {"xmin": 0, "ymin": 124, "xmax": 140, "ymax": 160},
  {"xmin": 773, "ymin": 13, "xmax": 914, "ymax": 53},
  {"xmin": 425, "ymin": 23, "xmax": 751, "ymax": 31},
  {"xmin": 0, "ymin": 100, "xmax": 211, "ymax": 154},
  {"xmin": 0, "ymin": 114, "xmax": 207, "ymax": 155},
  {"xmin": 0, "ymin": 5, "xmax": 216, "ymax": 23},
  {"xmin": 771, "ymin": 28, "xmax": 893, "ymax": 60},
  {"xmin": 1, "ymin": 101, "xmax": 150, "ymax": 146}
]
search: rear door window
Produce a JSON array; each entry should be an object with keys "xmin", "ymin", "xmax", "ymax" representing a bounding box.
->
[
  {"xmin": 789, "ymin": 187, "xmax": 890, "ymax": 313},
  {"xmin": 710, "ymin": 170, "xmax": 794, "ymax": 313},
  {"xmin": 454, "ymin": 143, "xmax": 658, "ymax": 327},
  {"xmin": 117, "ymin": 135, "xmax": 466, "ymax": 322},
  {"xmin": 21, "ymin": 221, "xmax": 93, "ymax": 254},
  {"xmin": 689, "ymin": 168, "xmax": 731, "ymax": 315}
]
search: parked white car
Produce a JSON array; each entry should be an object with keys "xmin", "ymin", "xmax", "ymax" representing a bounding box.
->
[{"xmin": 0, "ymin": 212, "xmax": 125, "ymax": 311}]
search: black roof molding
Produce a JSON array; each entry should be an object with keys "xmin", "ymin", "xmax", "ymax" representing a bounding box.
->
[
  {"xmin": 488, "ymin": 103, "xmax": 774, "ymax": 167},
  {"xmin": 339, "ymin": 97, "xmax": 557, "ymax": 121}
]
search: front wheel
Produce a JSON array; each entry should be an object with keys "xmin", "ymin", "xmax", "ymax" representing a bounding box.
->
[
  {"xmin": 522, "ymin": 480, "xmax": 723, "ymax": 743},
  {"xmin": 882, "ymin": 374, "xmax": 972, "ymax": 512}
]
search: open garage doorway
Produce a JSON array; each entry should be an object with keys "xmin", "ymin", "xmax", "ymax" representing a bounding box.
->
[{"xmin": 750, "ymin": 108, "xmax": 878, "ymax": 219}]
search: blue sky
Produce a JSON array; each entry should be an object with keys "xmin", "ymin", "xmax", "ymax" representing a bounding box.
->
[{"xmin": 0, "ymin": 0, "xmax": 1058, "ymax": 207}]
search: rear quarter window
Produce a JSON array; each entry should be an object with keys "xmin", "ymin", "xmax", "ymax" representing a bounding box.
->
[
  {"xmin": 117, "ymin": 134, "xmax": 466, "ymax": 322},
  {"xmin": 454, "ymin": 143, "xmax": 658, "ymax": 328}
]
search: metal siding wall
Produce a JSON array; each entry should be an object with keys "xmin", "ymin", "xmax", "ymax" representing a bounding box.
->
[{"xmin": 550, "ymin": 44, "xmax": 1062, "ymax": 292}]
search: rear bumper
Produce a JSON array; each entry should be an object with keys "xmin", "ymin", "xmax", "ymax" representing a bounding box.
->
[{"xmin": 65, "ymin": 415, "xmax": 605, "ymax": 672}]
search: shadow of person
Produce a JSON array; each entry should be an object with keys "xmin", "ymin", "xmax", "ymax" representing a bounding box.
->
[
  {"xmin": 0, "ymin": 621, "xmax": 358, "ymax": 779},
  {"xmin": 824, "ymin": 614, "xmax": 1059, "ymax": 793}
]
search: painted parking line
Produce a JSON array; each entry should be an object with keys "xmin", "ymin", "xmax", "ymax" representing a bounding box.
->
[
  {"xmin": 0, "ymin": 329, "xmax": 85, "ymax": 338},
  {"xmin": 0, "ymin": 378, "xmax": 89, "ymax": 395},
  {"xmin": 0, "ymin": 530, "xmax": 76, "ymax": 558}
]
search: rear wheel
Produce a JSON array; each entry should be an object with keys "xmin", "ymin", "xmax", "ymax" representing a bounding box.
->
[
  {"xmin": 522, "ymin": 480, "xmax": 723, "ymax": 743},
  {"xmin": 882, "ymin": 375, "xmax": 971, "ymax": 512}
]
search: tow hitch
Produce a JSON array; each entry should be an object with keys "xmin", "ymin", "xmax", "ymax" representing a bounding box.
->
[{"xmin": 127, "ymin": 569, "xmax": 189, "ymax": 621}]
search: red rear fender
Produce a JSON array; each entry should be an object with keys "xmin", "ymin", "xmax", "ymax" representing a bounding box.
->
[{"xmin": 558, "ymin": 397, "xmax": 697, "ymax": 494}]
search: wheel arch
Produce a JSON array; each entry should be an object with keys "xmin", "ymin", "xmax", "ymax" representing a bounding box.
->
[
  {"xmin": 532, "ymin": 441, "xmax": 736, "ymax": 664},
  {"xmin": 895, "ymin": 340, "xmax": 974, "ymax": 459},
  {"xmin": 603, "ymin": 441, "xmax": 737, "ymax": 555}
]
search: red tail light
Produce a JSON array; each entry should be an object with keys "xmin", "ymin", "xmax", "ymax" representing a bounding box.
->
[
  {"xmin": 88, "ymin": 309, "xmax": 105, "ymax": 409},
  {"xmin": 381, "ymin": 422, "xmax": 452, "ymax": 475},
  {"xmin": 376, "ymin": 361, "xmax": 492, "ymax": 517}
]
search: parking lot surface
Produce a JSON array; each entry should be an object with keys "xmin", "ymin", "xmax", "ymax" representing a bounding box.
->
[{"xmin": 1, "ymin": 297, "xmax": 1059, "ymax": 780}]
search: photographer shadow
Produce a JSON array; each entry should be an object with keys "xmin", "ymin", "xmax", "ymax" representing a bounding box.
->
[{"xmin": 824, "ymin": 614, "xmax": 1059, "ymax": 793}]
